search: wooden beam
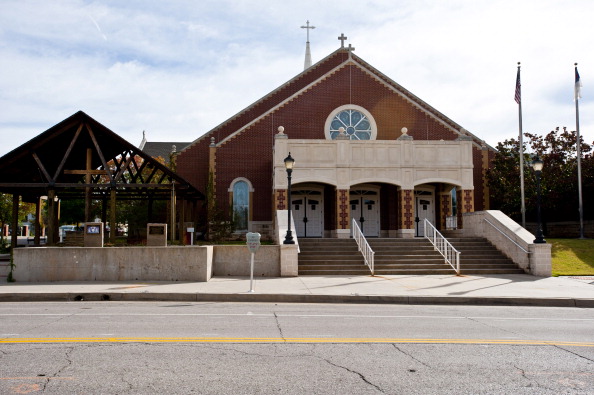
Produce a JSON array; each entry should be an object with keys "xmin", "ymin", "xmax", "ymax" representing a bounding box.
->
[
  {"xmin": 34, "ymin": 197, "xmax": 41, "ymax": 245},
  {"xmin": 47, "ymin": 190, "xmax": 56, "ymax": 246},
  {"xmin": 11, "ymin": 194, "xmax": 19, "ymax": 249},
  {"xmin": 110, "ymin": 188, "xmax": 116, "ymax": 244},
  {"xmin": 113, "ymin": 152, "xmax": 134, "ymax": 182},
  {"xmin": 31, "ymin": 152, "xmax": 52, "ymax": 183},
  {"xmin": 85, "ymin": 148, "xmax": 92, "ymax": 222},
  {"xmin": 86, "ymin": 124, "xmax": 114, "ymax": 183},
  {"xmin": 63, "ymin": 169, "xmax": 109, "ymax": 175},
  {"xmin": 53, "ymin": 124, "xmax": 83, "ymax": 181}
]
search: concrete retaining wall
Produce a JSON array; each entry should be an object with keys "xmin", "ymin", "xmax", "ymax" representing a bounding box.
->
[
  {"xmin": 13, "ymin": 246, "xmax": 213, "ymax": 282},
  {"xmin": 213, "ymin": 245, "xmax": 280, "ymax": 276},
  {"xmin": 463, "ymin": 210, "xmax": 552, "ymax": 276}
]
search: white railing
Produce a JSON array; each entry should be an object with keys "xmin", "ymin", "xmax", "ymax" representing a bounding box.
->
[
  {"xmin": 423, "ymin": 219, "xmax": 460, "ymax": 275},
  {"xmin": 352, "ymin": 219, "xmax": 375, "ymax": 275},
  {"xmin": 484, "ymin": 218, "xmax": 530, "ymax": 254}
]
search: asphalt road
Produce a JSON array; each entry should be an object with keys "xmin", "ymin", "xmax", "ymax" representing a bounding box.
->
[{"xmin": 1, "ymin": 302, "xmax": 593, "ymax": 394}]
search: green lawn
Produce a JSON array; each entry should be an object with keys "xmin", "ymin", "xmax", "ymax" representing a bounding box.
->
[{"xmin": 549, "ymin": 238, "xmax": 594, "ymax": 276}]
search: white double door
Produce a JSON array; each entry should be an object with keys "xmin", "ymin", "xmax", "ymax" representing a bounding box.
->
[
  {"xmin": 415, "ymin": 190, "xmax": 435, "ymax": 237},
  {"xmin": 291, "ymin": 189, "xmax": 323, "ymax": 238},
  {"xmin": 350, "ymin": 189, "xmax": 380, "ymax": 237}
]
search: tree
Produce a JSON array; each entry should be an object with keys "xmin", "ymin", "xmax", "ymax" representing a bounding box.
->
[
  {"xmin": 487, "ymin": 127, "xmax": 593, "ymax": 223},
  {"xmin": 0, "ymin": 193, "xmax": 36, "ymax": 246}
]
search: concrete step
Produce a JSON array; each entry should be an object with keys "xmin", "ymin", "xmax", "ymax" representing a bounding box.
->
[{"xmin": 298, "ymin": 237, "xmax": 523, "ymax": 276}]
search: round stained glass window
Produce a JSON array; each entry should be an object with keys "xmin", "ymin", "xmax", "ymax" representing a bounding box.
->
[{"xmin": 328, "ymin": 109, "xmax": 373, "ymax": 140}]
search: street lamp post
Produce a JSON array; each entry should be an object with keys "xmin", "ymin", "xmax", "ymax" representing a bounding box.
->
[
  {"xmin": 284, "ymin": 152, "xmax": 295, "ymax": 244},
  {"xmin": 532, "ymin": 155, "xmax": 546, "ymax": 244}
]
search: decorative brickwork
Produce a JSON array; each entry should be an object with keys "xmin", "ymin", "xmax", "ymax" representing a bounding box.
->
[
  {"xmin": 439, "ymin": 192, "xmax": 452, "ymax": 230},
  {"xmin": 398, "ymin": 189, "xmax": 414, "ymax": 229},
  {"xmin": 456, "ymin": 189, "xmax": 474, "ymax": 229},
  {"xmin": 482, "ymin": 145, "xmax": 490, "ymax": 209},
  {"xmin": 463, "ymin": 189, "xmax": 474, "ymax": 213},
  {"xmin": 336, "ymin": 189, "xmax": 349, "ymax": 229},
  {"xmin": 275, "ymin": 189, "xmax": 287, "ymax": 210}
]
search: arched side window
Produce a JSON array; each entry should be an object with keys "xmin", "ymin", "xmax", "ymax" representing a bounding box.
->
[
  {"xmin": 229, "ymin": 178, "xmax": 254, "ymax": 232},
  {"xmin": 324, "ymin": 104, "xmax": 377, "ymax": 140}
]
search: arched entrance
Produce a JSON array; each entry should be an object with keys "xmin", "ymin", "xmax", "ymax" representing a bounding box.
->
[
  {"xmin": 291, "ymin": 187, "xmax": 324, "ymax": 238},
  {"xmin": 350, "ymin": 186, "xmax": 380, "ymax": 237},
  {"xmin": 414, "ymin": 187, "xmax": 436, "ymax": 237}
]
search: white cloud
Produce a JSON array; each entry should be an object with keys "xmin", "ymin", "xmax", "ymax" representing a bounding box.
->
[{"xmin": 1, "ymin": 0, "xmax": 593, "ymax": 157}]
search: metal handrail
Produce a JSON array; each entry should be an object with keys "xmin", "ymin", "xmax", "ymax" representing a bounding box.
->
[
  {"xmin": 352, "ymin": 219, "xmax": 375, "ymax": 275},
  {"xmin": 423, "ymin": 219, "xmax": 460, "ymax": 275},
  {"xmin": 484, "ymin": 218, "xmax": 530, "ymax": 254}
]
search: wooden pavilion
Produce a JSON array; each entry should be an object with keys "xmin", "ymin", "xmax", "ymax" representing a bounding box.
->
[{"xmin": 0, "ymin": 111, "xmax": 204, "ymax": 247}]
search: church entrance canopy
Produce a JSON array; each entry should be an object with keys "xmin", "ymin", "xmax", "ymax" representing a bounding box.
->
[{"xmin": 0, "ymin": 111, "xmax": 204, "ymax": 246}]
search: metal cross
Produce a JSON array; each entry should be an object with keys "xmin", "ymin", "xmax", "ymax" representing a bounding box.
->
[
  {"xmin": 338, "ymin": 33, "xmax": 347, "ymax": 47},
  {"xmin": 301, "ymin": 20, "xmax": 315, "ymax": 42}
]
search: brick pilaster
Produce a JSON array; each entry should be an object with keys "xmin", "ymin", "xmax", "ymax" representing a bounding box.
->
[
  {"xmin": 457, "ymin": 189, "xmax": 474, "ymax": 229},
  {"xmin": 336, "ymin": 189, "xmax": 350, "ymax": 230},
  {"xmin": 398, "ymin": 189, "xmax": 414, "ymax": 229},
  {"xmin": 439, "ymin": 192, "xmax": 452, "ymax": 230}
]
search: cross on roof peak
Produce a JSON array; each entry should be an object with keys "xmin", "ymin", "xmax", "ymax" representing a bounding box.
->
[{"xmin": 338, "ymin": 33, "xmax": 347, "ymax": 48}]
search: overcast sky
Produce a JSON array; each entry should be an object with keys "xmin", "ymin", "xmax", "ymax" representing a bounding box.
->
[{"xmin": 1, "ymin": 0, "xmax": 593, "ymax": 157}]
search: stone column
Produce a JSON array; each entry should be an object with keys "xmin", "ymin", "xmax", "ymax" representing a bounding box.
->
[
  {"xmin": 334, "ymin": 188, "xmax": 350, "ymax": 238},
  {"xmin": 397, "ymin": 189, "xmax": 415, "ymax": 238}
]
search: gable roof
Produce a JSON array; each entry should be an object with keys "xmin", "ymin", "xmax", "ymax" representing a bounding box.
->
[
  {"xmin": 141, "ymin": 142, "xmax": 190, "ymax": 162},
  {"xmin": 182, "ymin": 48, "xmax": 492, "ymax": 152},
  {"xmin": 0, "ymin": 111, "xmax": 203, "ymax": 201}
]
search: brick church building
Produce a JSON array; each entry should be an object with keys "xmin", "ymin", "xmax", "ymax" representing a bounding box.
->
[{"xmin": 176, "ymin": 38, "xmax": 494, "ymax": 240}]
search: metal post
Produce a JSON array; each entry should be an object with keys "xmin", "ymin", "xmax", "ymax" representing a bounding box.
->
[
  {"xmin": 575, "ymin": 76, "xmax": 585, "ymax": 238},
  {"xmin": 249, "ymin": 252, "xmax": 255, "ymax": 293},
  {"xmin": 284, "ymin": 168, "xmax": 294, "ymax": 244}
]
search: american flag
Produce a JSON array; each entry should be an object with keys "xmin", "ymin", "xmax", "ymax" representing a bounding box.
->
[
  {"xmin": 515, "ymin": 67, "xmax": 521, "ymax": 104},
  {"xmin": 575, "ymin": 67, "xmax": 582, "ymax": 100}
]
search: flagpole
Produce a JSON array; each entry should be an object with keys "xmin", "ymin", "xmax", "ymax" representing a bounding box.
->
[
  {"xmin": 575, "ymin": 63, "xmax": 585, "ymax": 239},
  {"xmin": 516, "ymin": 62, "xmax": 526, "ymax": 228}
]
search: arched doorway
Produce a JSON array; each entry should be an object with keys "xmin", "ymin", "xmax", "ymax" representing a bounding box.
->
[
  {"xmin": 291, "ymin": 188, "xmax": 324, "ymax": 238},
  {"xmin": 350, "ymin": 186, "xmax": 380, "ymax": 237},
  {"xmin": 414, "ymin": 187, "xmax": 436, "ymax": 237}
]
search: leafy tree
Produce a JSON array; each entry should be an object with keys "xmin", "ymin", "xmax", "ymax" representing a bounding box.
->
[
  {"xmin": 0, "ymin": 193, "xmax": 36, "ymax": 245},
  {"xmin": 487, "ymin": 127, "xmax": 593, "ymax": 223}
]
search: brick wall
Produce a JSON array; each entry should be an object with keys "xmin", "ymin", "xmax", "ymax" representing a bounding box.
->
[{"xmin": 177, "ymin": 51, "xmax": 493, "ymax": 226}]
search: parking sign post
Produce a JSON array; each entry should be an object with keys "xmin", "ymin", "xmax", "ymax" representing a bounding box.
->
[{"xmin": 246, "ymin": 232, "xmax": 261, "ymax": 293}]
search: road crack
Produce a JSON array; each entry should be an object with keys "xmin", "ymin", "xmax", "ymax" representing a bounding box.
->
[
  {"xmin": 322, "ymin": 358, "xmax": 385, "ymax": 393},
  {"xmin": 554, "ymin": 345, "xmax": 594, "ymax": 364},
  {"xmin": 392, "ymin": 344, "xmax": 432, "ymax": 369},
  {"xmin": 41, "ymin": 346, "xmax": 74, "ymax": 392},
  {"xmin": 273, "ymin": 312, "xmax": 286, "ymax": 342},
  {"xmin": 466, "ymin": 317, "xmax": 524, "ymax": 338}
]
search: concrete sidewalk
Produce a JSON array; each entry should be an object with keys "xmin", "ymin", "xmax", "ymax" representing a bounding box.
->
[{"xmin": 1, "ymin": 274, "xmax": 593, "ymax": 307}]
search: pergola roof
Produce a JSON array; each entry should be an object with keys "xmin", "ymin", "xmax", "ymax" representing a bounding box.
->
[{"xmin": 0, "ymin": 111, "xmax": 204, "ymax": 202}]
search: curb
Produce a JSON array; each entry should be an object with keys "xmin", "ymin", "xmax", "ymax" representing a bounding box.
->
[{"xmin": 1, "ymin": 292, "xmax": 593, "ymax": 307}]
